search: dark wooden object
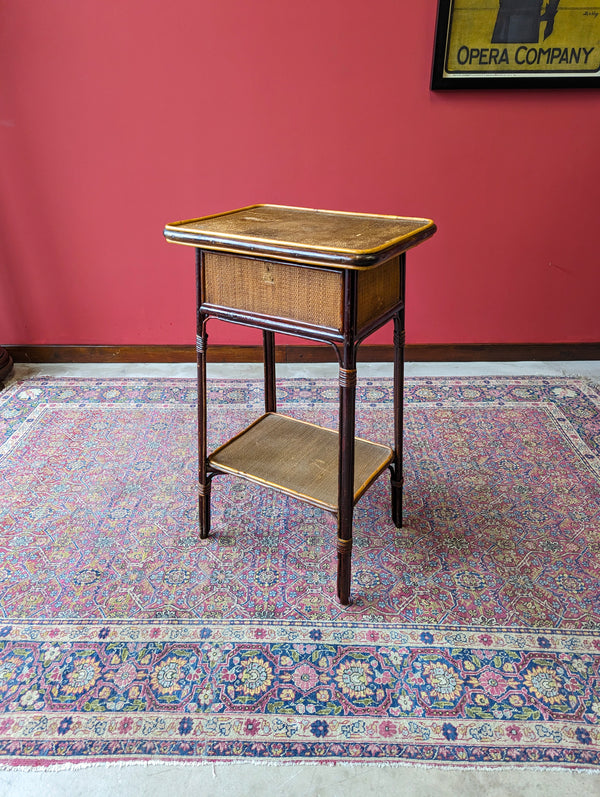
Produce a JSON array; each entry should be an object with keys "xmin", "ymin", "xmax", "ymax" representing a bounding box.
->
[
  {"xmin": 164, "ymin": 204, "xmax": 436, "ymax": 605},
  {"xmin": 0, "ymin": 348, "xmax": 13, "ymax": 389}
]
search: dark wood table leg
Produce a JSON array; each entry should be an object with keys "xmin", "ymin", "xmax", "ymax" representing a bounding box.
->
[
  {"xmin": 337, "ymin": 364, "xmax": 357, "ymax": 605},
  {"xmin": 391, "ymin": 312, "xmax": 405, "ymax": 528},
  {"xmin": 337, "ymin": 271, "xmax": 358, "ymax": 605},
  {"xmin": 263, "ymin": 330, "xmax": 276, "ymax": 413},
  {"xmin": 196, "ymin": 250, "xmax": 211, "ymax": 538},
  {"xmin": 391, "ymin": 255, "xmax": 406, "ymax": 529}
]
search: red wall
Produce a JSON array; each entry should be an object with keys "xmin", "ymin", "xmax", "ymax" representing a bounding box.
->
[{"xmin": 1, "ymin": 0, "xmax": 599, "ymax": 348}]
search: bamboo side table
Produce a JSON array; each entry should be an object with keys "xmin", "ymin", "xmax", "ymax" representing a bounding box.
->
[{"xmin": 164, "ymin": 205, "xmax": 436, "ymax": 605}]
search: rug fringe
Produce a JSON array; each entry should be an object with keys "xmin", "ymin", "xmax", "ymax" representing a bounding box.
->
[{"xmin": 0, "ymin": 758, "xmax": 599, "ymax": 774}]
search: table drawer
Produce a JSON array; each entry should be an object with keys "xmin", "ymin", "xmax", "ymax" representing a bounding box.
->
[{"xmin": 203, "ymin": 252, "xmax": 344, "ymax": 330}]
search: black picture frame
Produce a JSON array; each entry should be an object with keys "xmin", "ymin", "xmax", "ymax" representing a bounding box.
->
[{"xmin": 431, "ymin": 0, "xmax": 600, "ymax": 89}]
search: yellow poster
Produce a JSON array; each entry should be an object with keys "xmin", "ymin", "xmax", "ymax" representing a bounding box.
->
[{"xmin": 435, "ymin": 0, "xmax": 600, "ymax": 82}]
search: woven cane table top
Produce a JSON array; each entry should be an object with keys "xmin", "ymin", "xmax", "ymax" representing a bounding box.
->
[{"xmin": 164, "ymin": 204, "xmax": 436, "ymax": 269}]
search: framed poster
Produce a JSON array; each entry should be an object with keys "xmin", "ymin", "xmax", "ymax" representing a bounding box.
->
[{"xmin": 431, "ymin": 0, "xmax": 600, "ymax": 88}]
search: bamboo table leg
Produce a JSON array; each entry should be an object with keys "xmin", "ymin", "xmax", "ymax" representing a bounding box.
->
[
  {"xmin": 263, "ymin": 330, "xmax": 276, "ymax": 413},
  {"xmin": 391, "ymin": 312, "xmax": 405, "ymax": 529},
  {"xmin": 196, "ymin": 250, "xmax": 211, "ymax": 538},
  {"xmin": 391, "ymin": 254, "xmax": 406, "ymax": 529},
  {"xmin": 337, "ymin": 362, "xmax": 357, "ymax": 605},
  {"xmin": 337, "ymin": 270, "xmax": 358, "ymax": 606}
]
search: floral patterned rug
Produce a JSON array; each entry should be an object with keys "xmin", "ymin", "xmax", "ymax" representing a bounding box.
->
[{"xmin": 0, "ymin": 375, "xmax": 598, "ymax": 768}]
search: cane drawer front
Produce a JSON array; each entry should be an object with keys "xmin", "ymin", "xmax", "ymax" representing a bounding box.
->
[
  {"xmin": 203, "ymin": 252, "xmax": 344, "ymax": 331},
  {"xmin": 356, "ymin": 255, "xmax": 402, "ymax": 331}
]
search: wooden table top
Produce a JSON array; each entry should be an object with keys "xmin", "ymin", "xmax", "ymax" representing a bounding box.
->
[{"xmin": 164, "ymin": 204, "xmax": 436, "ymax": 269}]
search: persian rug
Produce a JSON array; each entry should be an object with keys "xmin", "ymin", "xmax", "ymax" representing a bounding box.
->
[{"xmin": 0, "ymin": 375, "xmax": 599, "ymax": 768}]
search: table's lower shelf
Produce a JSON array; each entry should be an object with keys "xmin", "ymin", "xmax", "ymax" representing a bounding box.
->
[{"xmin": 209, "ymin": 413, "xmax": 393, "ymax": 512}]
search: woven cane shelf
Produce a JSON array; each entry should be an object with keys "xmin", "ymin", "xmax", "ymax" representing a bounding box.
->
[{"xmin": 209, "ymin": 413, "xmax": 393, "ymax": 512}]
